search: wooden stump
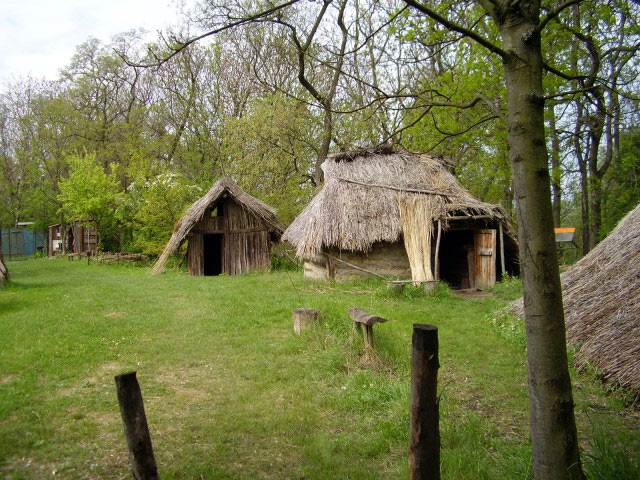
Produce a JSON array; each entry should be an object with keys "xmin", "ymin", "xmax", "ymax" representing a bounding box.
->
[
  {"xmin": 293, "ymin": 308, "xmax": 318, "ymax": 335},
  {"xmin": 423, "ymin": 280, "xmax": 439, "ymax": 294}
]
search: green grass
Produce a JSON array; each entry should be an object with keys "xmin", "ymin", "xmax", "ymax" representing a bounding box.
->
[{"xmin": 0, "ymin": 259, "xmax": 638, "ymax": 479}]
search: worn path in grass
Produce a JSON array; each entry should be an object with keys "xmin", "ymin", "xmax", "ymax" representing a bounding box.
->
[{"xmin": 0, "ymin": 259, "xmax": 638, "ymax": 479}]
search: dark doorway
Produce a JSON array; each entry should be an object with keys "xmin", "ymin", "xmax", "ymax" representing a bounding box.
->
[
  {"xmin": 67, "ymin": 227, "xmax": 74, "ymax": 253},
  {"xmin": 203, "ymin": 234, "xmax": 224, "ymax": 276},
  {"xmin": 438, "ymin": 230, "xmax": 474, "ymax": 289}
]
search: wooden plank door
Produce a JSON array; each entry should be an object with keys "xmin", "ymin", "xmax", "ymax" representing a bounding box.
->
[{"xmin": 474, "ymin": 229, "xmax": 496, "ymax": 290}]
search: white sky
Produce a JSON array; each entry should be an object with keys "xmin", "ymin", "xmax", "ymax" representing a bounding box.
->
[{"xmin": 0, "ymin": 0, "xmax": 188, "ymax": 85}]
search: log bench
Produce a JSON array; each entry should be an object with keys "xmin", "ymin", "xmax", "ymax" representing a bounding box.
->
[
  {"xmin": 98, "ymin": 253, "xmax": 148, "ymax": 265},
  {"xmin": 349, "ymin": 307, "xmax": 388, "ymax": 349}
]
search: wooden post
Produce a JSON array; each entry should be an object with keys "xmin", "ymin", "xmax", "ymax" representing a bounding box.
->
[
  {"xmin": 363, "ymin": 324, "xmax": 374, "ymax": 349},
  {"xmin": 292, "ymin": 308, "xmax": 318, "ymax": 335},
  {"xmin": 499, "ymin": 222, "xmax": 506, "ymax": 277},
  {"xmin": 434, "ymin": 220, "xmax": 442, "ymax": 280},
  {"xmin": 114, "ymin": 372, "xmax": 159, "ymax": 480},
  {"xmin": 410, "ymin": 324, "xmax": 440, "ymax": 480}
]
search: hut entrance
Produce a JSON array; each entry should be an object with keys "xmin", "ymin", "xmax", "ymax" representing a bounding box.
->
[
  {"xmin": 203, "ymin": 234, "xmax": 224, "ymax": 276},
  {"xmin": 438, "ymin": 230, "xmax": 473, "ymax": 289},
  {"xmin": 438, "ymin": 229, "xmax": 497, "ymax": 290},
  {"xmin": 67, "ymin": 227, "xmax": 74, "ymax": 253}
]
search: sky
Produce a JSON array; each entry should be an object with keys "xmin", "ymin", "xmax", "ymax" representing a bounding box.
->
[{"xmin": 0, "ymin": 0, "xmax": 188, "ymax": 85}]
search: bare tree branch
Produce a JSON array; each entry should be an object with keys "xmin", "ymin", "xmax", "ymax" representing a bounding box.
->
[{"xmin": 402, "ymin": 0, "xmax": 508, "ymax": 58}]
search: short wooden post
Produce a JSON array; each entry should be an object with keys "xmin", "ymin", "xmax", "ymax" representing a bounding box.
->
[
  {"xmin": 292, "ymin": 308, "xmax": 318, "ymax": 335},
  {"xmin": 410, "ymin": 324, "xmax": 440, "ymax": 480},
  {"xmin": 114, "ymin": 371, "xmax": 159, "ymax": 480}
]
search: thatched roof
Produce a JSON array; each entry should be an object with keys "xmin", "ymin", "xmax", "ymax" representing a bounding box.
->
[
  {"xmin": 512, "ymin": 203, "xmax": 640, "ymax": 395},
  {"xmin": 283, "ymin": 146, "xmax": 513, "ymax": 258},
  {"xmin": 151, "ymin": 176, "xmax": 284, "ymax": 274}
]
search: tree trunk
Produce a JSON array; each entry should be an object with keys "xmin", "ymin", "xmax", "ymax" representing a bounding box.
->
[
  {"xmin": 498, "ymin": 7, "xmax": 584, "ymax": 480},
  {"xmin": 548, "ymin": 107, "xmax": 562, "ymax": 227},
  {"xmin": 586, "ymin": 92, "xmax": 605, "ymax": 250},
  {"xmin": 315, "ymin": 108, "xmax": 332, "ymax": 185},
  {"xmin": 574, "ymin": 101, "xmax": 591, "ymax": 256}
]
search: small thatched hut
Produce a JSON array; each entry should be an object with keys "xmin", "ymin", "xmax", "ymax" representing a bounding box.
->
[
  {"xmin": 152, "ymin": 177, "xmax": 284, "ymax": 276},
  {"xmin": 283, "ymin": 146, "xmax": 518, "ymax": 287},
  {"xmin": 512, "ymin": 203, "xmax": 640, "ymax": 395}
]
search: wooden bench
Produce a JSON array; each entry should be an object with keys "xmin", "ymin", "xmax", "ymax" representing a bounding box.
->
[{"xmin": 349, "ymin": 307, "xmax": 388, "ymax": 349}]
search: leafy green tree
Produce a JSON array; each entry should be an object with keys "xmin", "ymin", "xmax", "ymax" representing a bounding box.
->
[
  {"xmin": 601, "ymin": 126, "xmax": 640, "ymax": 236},
  {"xmin": 128, "ymin": 171, "xmax": 202, "ymax": 255},
  {"xmin": 222, "ymin": 93, "xmax": 317, "ymax": 222},
  {"xmin": 58, "ymin": 153, "xmax": 123, "ymax": 250}
]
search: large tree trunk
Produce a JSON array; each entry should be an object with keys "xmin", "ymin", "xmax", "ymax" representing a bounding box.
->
[{"xmin": 498, "ymin": 5, "xmax": 584, "ymax": 480}]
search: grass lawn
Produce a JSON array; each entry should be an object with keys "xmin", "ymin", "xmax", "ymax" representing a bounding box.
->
[{"xmin": 0, "ymin": 258, "xmax": 638, "ymax": 479}]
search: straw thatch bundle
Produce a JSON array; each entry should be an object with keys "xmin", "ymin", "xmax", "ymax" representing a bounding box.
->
[
  {"xmin": 151, "ymin": 177, "xmax": 283, "ymax": 274},
  {"xmin": 511, "ymin": 203, "xmax": 640, "ymax": 394},
  {"xmin": 283, "ymin": 146, "xmax": 511, "ymax": 259},
  {"xmin": 398, "ymin": 195, "xmax": 437, "ymax": 282}
]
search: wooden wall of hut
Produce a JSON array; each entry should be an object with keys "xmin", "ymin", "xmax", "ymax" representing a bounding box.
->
[
  {"xmin": 48, "ymin": 224, "xmax": 62, "ymax": 256},
  {"xmin": 187, "ymin": 198, "xmax": 272, "ymax": 276},
  {"xmin": 69, "ymin": 221, "xmax": 98, "ymax": 255},
  {"xmin": 303, "ymin": 242, "xmax": 412, "ymax": 281}
]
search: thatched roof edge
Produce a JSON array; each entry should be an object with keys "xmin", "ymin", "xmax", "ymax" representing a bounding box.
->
[{"xmin": 151, "ymin": 176, "xmax": 284, "ymax": 274}]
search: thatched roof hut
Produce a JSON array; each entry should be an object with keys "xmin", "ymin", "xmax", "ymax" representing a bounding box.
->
[
  {"xmin": 152, "ymin": 177, "xmax": 284, "ymax": 276},
  {"xmin": 512, "ymin": 203, "xmax": 640, "ymax": 395},
  {"xmin": 283, "ymin": 146, "xmax": 518, "ymax": 286}
]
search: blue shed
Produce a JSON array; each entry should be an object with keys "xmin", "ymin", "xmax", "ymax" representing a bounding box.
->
[{"xmin": 1, "ymin": 223, "xmax": 46, "ymax": 259}]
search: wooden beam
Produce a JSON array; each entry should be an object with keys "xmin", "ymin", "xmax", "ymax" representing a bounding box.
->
[
  {"xmin": 434, "ymin": 220, "xmax": 442, "ymax": 280},
  {"xmin": 348, "ymin": 307, "xmax": 388, "ymax": 326},
  {"xmin": 446, "ymin": 215, "xmax": 493, "ymax": 221}
]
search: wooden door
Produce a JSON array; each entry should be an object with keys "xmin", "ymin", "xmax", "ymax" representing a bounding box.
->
[{"xmin": 474, "ymin": 229, "xmax": 496, "ymax": 290}]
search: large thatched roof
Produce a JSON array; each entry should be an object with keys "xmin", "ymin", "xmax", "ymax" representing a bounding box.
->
[
  {"xmin": 283, "ymin": 146, "xmax": 512, "ymax": 258},
  {"xmin": 151, "ymin": 176, "xmax": 283, "ymax": 274},
  {"xmin": 512, "ymin": 203, "xmax": 640, "ymax": 395}
]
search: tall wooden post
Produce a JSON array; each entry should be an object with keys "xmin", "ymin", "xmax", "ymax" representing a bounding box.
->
[
  {"xmin": 410, "ymin": 324, "xmax": 440, "ymax": 480},
  {"xmin": 114, "ymin": 372, "xmax": 159, "ymax": 480},
  {"xmin": 499, "ymin": 222, "xmax": 506, "ymax": 277}
]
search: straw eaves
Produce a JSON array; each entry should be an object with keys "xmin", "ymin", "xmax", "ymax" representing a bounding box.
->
[
  {"xmin": 511, "ymin": 203, "xmax": 640, "ymax": 395},
  {"xmin": 283, "ymin": 147, "xmax": 512, "ymax": 259},
  {"xmin": 151, "ymin": 176, "xmax": 283, "ymax": 274}
]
